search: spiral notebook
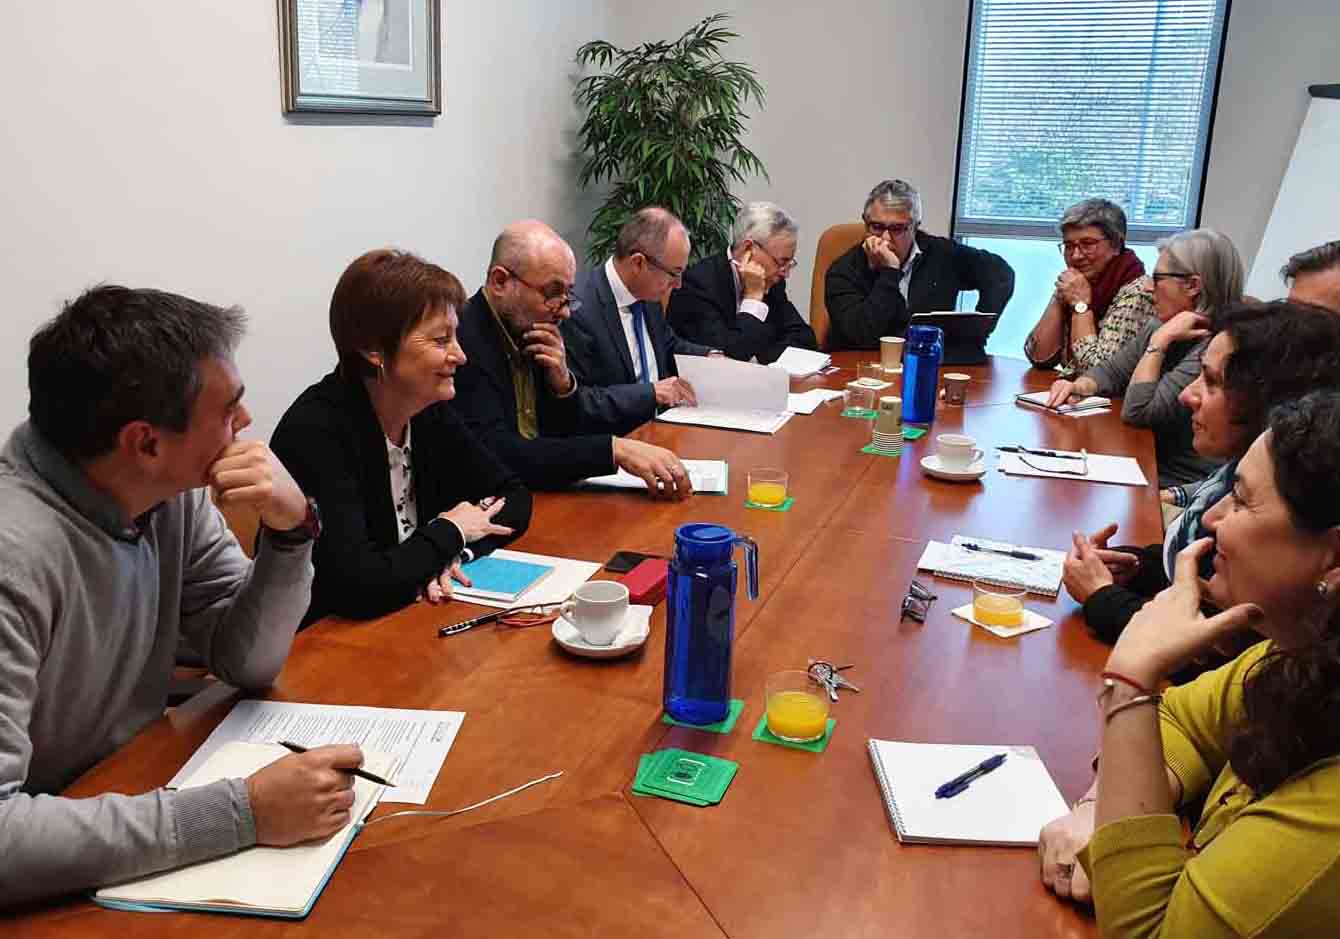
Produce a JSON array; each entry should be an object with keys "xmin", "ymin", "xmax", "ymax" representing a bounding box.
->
[
  {"xmin": 916, "ymin": 536, "xmax": 1065, "ymax": 597},
  {"xmin": 867, "ymin": 740, "xmax": 1068, "ymax": 846}
]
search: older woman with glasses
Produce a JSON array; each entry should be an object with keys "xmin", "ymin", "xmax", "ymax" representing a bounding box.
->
[
  {"xmin": 1045, "ymin": 228, "xmax": 1244, "ymax": 488},
  {"xmin": 271, "ymin": 249, "xmax": 532, "ymax": 627},
  {"xmin": 1039, "ymin": 390, "xmax": 1340, "ymax": 935},
  {"xmin": 1025, "ymin": 198, "xmax": 1157, "ymax": 373}
]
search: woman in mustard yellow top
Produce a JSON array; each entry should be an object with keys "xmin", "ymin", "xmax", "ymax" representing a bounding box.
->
[{"xmin": 1039, "ymin": 390, "xmax": 1340, "ymax": 937}]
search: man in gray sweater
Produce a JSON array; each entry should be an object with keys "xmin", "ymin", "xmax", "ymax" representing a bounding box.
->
[{"xmin": 0, "ymin": 286, "xmax": 363, "ymax": 908}]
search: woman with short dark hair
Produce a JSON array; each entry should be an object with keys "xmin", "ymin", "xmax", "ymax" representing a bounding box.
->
[
  {"xmin": 272, "ymin": 249, "xmax": 531, "ymax": 626},
  {"xmin": 1040, "ymin": 390, "xmax": 1340, "ymax": 934},
  {"xmin": 1024, "ymin": 198, "xmax": 1156, "ymax": 373}
]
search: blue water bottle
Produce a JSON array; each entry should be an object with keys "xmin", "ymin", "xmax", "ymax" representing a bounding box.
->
[
  {"xmin": 901, "ymin": 324, "xmax": 944, "ymax": 425},
  {"xmin": 663, "ymin": 524, "xmax": 760, "ymax": 725}
]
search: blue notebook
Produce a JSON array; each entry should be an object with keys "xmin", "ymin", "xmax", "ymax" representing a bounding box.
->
[{"xmin": 455, "ymin": 555, "xmax": 554, "ymax": 602}]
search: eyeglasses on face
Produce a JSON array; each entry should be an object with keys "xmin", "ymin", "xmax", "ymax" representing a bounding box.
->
[
  {"xmin": 864, "ymin": 217, "xmax": 916, "ymax": 238},
  {"xmin": 503, "ymin": 267, "xmax": 582, "ymax": 314},
  {"xmin": 637, "ymin": 251, "xmax": 685, "ymax": 283},
  {"xmin": 1151, "ymin": 271, "xmax": 1195, "ymax": 285},
  {"xmin": 1058, "ymin": 238, "xmax": 1109, "ymax": 256},
  {"xmin": 751, "ymin": 241, "xmax": 798, "ymax": 272}
]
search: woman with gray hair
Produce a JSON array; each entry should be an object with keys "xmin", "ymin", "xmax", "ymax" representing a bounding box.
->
[
  {"xmin": 1025, "ymin": 198, "xmax": 1156, "ymax": 373},
  {"xmin": 1046, "ymin": 228, "xmax": 1245, "ymax": 487}
]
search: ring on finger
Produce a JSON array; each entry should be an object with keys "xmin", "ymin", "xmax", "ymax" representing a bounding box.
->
[{"xmin": 1056, "ymin": 862, "xmax": 1075, "ymax": 880}]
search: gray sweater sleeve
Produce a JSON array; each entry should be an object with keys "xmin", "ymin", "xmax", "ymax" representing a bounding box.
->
[
  {"xmin": 177, "ymin": 491, "xmax": 314, "ymax": 691},
  {"xmin": 1084, "ymin": 320, "xmax": 1153, "ymax": 398},
  {"xmin": 1121, "ymin": 337, "xmax": 1208, "ymax": 428}
]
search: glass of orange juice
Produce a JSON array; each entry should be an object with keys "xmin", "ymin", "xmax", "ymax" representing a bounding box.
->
[
  {"xmin": 972, "ymin": 579, "xmax": 1025, "ymax": 627},
  {"xmin": 765, "ymin": 670, "xmax": 830, "ymax": 742},
  {"xmin": 747, "ymin": 468, "xmax": 789, "ymax": 506}
]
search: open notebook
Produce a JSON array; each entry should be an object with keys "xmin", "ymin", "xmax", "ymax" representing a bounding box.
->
[
  {"xmin": 1015, "ymin": 390, "xmax": 1112, "ymax": 415},
  {"xmin": 867, "ymin": 740, "xmax": 1068, "ymax": 846},
  {"xmin": 95, "ymin": 742, "xmax": 392, "ymax": 918},
  {"xmin": 916, "ymin": 536, "xmax": 1065, "ymax": 597}
]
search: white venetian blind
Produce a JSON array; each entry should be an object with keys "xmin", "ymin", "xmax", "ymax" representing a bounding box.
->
[{"xmin": 954, "ymin": 0, "xmax": 1229, "ymax": 243}]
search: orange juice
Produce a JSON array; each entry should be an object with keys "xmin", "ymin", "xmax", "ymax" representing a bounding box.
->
[
  {"xmin": 766, "ymin": 690, "xmax": 829, "ymax": 741},
  {"xmin": 973, "ymin": 593, "xmax": 1024, "ymax": 627},
  {"xmin": 747, "ymin": 481, "xmax": 788, "ymax": 506}
]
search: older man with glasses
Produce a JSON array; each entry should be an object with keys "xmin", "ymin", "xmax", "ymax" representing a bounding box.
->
[
  {"xmin": 667, "ymin": 201, "xmax": 818, "ymax": 364},
  {"xmin": 452, "ymin": 219, "xmax": 692, "ymax": 497},
  {"xmin": 825, "ymin": 179, "xmax": 1014, "ymax": 360},
  {"xmin": 563, "ymin": 207, "xmax": 717, "ymax": 436}
]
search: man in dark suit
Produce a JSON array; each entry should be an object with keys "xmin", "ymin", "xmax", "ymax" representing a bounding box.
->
[
  {"xmin": 563, "ymin": 207, "xmax": 714, "ymax": 436},
  {"xmin": 667, "ymin": 201, "xmax": 818, "ymax": 364},
  {"xmin": 452, "ymin": 219, "xmax": 691, "ymax": 496},
  {"xmin": 824, "ymin": 179, "xmax": 1014, "ymax": 362}
]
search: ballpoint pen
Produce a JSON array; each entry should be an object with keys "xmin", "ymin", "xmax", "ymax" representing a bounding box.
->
[
  {"xmin": 438, "ymin": 609, "xmax": 510, "ymax": 637},
  {"xmin": 277, "ymin": 741, "xmax": 396, "ymax": 787},
  {"xmin": 934, "ymin": 752, "xmax": 1007, "ymax": 799},
  {"xmin": 961, "ymin": 542, "xmax": 1041, "ymax": 561},
  {"xmin": 997, "ymin": 445, "xmax": 1084, "ymax": 461}
]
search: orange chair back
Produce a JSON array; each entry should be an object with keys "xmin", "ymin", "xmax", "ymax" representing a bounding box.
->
[{"xmin": 808, "ymin": 222, "xmax": 867, "ymax": 351}]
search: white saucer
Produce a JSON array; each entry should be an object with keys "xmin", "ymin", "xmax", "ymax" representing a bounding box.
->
[
  {"xmin": 552, "ymin": 605, "xmax": 653, "ymax": 659},
  {"xmin": 920, "ymin": 454, "xmax": 986, "ymax": 482}
]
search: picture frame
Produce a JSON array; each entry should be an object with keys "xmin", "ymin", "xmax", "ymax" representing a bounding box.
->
[{"xmin": 278, "ymin": 0, "xmax": 441, "ymax": 115}]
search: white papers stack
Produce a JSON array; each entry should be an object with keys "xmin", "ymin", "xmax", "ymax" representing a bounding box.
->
[
  {"xmin": 786, "ymin": 388, "xmax": 844, "ymax": 415},
  {"xmin": 582, "ymin": 459, "xmax": 728, "ymax": 494},
  {"xmin": 453, "ymin": 548, "xmax": 601, "ymax": 610},
  {"xmin": 168, "ymin": 700, "xmax": 465, "ymax": 805},
  {"xmin": 998, "ymin": 449, "xmax": 1148, "ymax": 487},
  {"xmin": 1015, "ymin": 390, "xmax": 1112, "ymax": 416},
  {"xmin": 768, "ymin": 346, "xmax": 832, "ymax": 377},
  {"xmin": 658, "ymin": 355, "xmax": 793, "ymax": 434}
]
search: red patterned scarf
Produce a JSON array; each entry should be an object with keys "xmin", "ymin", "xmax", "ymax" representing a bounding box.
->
[{"xmin": 1089, "ymin": 248, "xmax": 1146, "ymax": 319}]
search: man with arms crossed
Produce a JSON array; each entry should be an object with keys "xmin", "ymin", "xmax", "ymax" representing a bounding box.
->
[{"xmin": 0, "ymin": 286, "xmax": 358, "ymax": 907}]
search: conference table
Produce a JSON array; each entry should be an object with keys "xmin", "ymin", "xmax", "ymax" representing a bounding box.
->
[{"xmin": 15, "ymin": 352, "xmax": 1165, "ymax": 938}]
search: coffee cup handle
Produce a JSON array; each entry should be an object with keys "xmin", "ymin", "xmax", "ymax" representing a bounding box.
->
[
  {"xmin": 559, "ymin": 596, "xmax": 577, "ymax": 623},
  {"xmin": 970, "ymin": 448, "xmax": 984, "ymax": 465}
]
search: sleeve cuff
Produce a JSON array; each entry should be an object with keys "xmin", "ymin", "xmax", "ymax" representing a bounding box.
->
[
  {"xmin": 739, "ymin": 298, "xmax": 769, "ymax": 322},
  {"xmin": 170, "ymin": 777, "xmax": 254, "ymax": 868},
  {"xmin": 554, "ymin": 372, "xmax": 578, "ymax": 399},
  {"xmin": 1078, "ymin": 812, "xmax": 1187, "ymax": 882}
]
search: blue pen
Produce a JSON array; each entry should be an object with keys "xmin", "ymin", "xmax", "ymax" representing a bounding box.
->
[{"xmin": 934, "ymin": 752, "xmax": 1007, "ymax": 799}]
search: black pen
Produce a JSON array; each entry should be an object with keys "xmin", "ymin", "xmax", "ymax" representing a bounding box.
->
[
  {"xmin": 277, "ymin": 741, "xmax": 396, "ymax": 787},
  {"xmin": 935, "ymin": 752, "xmax": 1007, "ymax": 799},
  {"xmin": 438, "ymin": 609, "xmax": 508, "ymax": 637},
  {"xmin": 961, "ymin": 542, "xmax": 1041, "ymax": 561},
  {"xmin": 997, "ymin": 445, "xmax": 1083, "ymax": 461}
]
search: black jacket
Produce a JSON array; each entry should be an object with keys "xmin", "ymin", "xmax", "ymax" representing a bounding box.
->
[
  {"xmin": 562, "ymin": 264, "xmax": 712, "ymax": 436},
  {"xmin": 271, "ymin": 369, "xmax": 531, "ymax": 626},
  {"xmin": 452, "ymin": 289, "xmax": 617, "ymax": 490},
  {"xmin": 824, "ymin": 232, "xmax": 1015, "ymax": 351},
  {"xmin": 666, "ymin": 252, "xmax": 817, "ymax": 364}
]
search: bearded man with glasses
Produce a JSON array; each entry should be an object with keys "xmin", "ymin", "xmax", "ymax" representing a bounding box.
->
[{"xmin": 824, "ymin": 179, "xmax": 1014, "ymax": 359}]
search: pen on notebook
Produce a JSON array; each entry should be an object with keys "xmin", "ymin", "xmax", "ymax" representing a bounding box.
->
[
  {"xmin": 961, "ymin": 542, "xmax": 1041, "ymax": 562},
  {"xmin": 277, "ymin": 741, "xmax": 396, "ymax": 787},
  {"xmin": 934, "ymin": 752, "xmax": 1007, "ymax": 799}
]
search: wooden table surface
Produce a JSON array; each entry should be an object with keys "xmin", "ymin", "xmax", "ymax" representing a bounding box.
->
[{"xmin": 11, "ymin": 352, "xmax": 1154, "ymax": 938}]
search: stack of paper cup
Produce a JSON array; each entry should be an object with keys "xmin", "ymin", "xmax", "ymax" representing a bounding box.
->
[{"xmin": 871, "ymin": 395, "xmax": 903, "ymax": 454}]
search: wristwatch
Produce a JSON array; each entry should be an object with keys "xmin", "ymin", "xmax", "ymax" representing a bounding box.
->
[
  {"xmin": 266, "ymin": 497, "xmax": 321, "ymax": 546},
  {"xmin": 1144, "ymin": 341, "xmax": 1166, "ymax": 356},
  {"xmin": 1072, "ymin": 301, "xmax": 1091, "ymax": 316}
]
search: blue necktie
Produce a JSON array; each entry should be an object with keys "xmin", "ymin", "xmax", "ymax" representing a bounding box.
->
[{"xmin": 629, "ymin": 301, "xmax": 652, "ymax": 384}]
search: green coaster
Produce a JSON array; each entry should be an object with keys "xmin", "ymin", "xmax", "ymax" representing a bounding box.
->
[
  {"xmin": 901, "ymin": 426, "xmax": 927, "ymax": 440},
  {"xmin": 745, "ymin": 496, "xmax": 794, "ymax": 512},
  {"xmin": 751, "ymin": 714, "xmax": 836, "ymax": 752},
  {"xmin": 860, "ymin": 443, "xmax": 902, "ymax": 458},
  {"xmin": 632, "ymin": 749, "xmax": 739, "ymax": 805},
  {"xmin": 661, "ymin": 698, "xmax": 745, "ymax": 734},
  {"xmin": 841, "ymin": 407, "xmax": 878, "ymax": 420}
]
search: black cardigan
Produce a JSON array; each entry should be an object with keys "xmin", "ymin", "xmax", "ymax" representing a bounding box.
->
[
  {"xmin": 823, "ymin": 232, "xmax": 1015, "ymax": 350},
  {"xmin": 666, "ymin": 252, "xmax": 817, "ymax": 364},
  {"xmin": 271, "ymin": 369, "xmax": 531, "ymax": 626}
]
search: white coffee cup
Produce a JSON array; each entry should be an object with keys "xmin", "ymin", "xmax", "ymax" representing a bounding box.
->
[
  {"xmin": 559, "ymin": 581, "xmax": 630, "ymax": 646},
  {"xmin": 880, "ymin": 336, "xmax": 905, "ymax": 369},
  {"xmin": 936, "ymin": 433, "xmax": 984, "ymax": 470}
]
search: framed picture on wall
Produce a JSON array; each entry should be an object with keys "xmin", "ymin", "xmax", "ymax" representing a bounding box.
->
[{"xmin": 278, "ymin": 0, "xmax": 441, "ymax": 115}]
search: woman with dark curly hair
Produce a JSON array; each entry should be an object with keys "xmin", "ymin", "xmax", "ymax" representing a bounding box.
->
[
  {"xmin": 1062, "ymin": 300, "xmax": 1340, "ymax": 646},
  {"xmin": 1038, "ymin": 390, "xmax": 1340, "ymax": 933}
]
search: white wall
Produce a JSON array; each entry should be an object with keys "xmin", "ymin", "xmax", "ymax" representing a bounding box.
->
[
  {"xmin": 610, "ymin": 0, "xmax": 1340, "ymax": 314},
  {"xmin": 0, "ymin": 2, "xmax": 611, "ymax": 440},
  {"xmin": 1200, "ymin": 0, "xmax": 1340, "ymax": 275}
]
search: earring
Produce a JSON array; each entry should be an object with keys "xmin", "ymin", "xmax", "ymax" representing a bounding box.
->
[
  {"xmin": 1319, "ymin": 580, "xmax": 1332, "ymax": 598},
  {"xmin": 377, "ymin": 362, "xmax": 385, "ymax": 384}
]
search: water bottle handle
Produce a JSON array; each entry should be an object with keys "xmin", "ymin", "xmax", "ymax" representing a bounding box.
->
[{"xmin": 734, "ymin": 535, "xmax": 759, "ymax": 600}]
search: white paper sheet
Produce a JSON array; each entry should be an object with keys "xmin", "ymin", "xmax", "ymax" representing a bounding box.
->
[
  {"xmin": 167, "ymin": 701, "xmax": 464, "ymax": 805},
  {"xmin": 657, "ymin": 406, "xmax": 792, "ymax": 434},
  {"xmin": 786, "ymin": 388, "xmax": 844, "ymax": 415},
  {"xmin": 673, "ymin": 354, "xmax": 789, "ymax": 410},
  {"xmin": 581, "ymin": 459, "xmax": 728, "ymax": 494},
  {"xmin": 452, "ymin": 548, "xmax": 602, "ymax": 609},
  {"xmin": 768, "ymin": 346, "xmax": 832, "ymax": 377},
  {"xmin": 998, "ymin": 449, "xmax": 1148, "ymax": 487},
  {"xmin": 1015, "ymin": 390, "xmax": 1113, "ymax": 415}
]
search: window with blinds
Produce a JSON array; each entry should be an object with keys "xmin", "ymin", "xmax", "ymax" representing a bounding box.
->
[{"xmin": 953, "ymin": 0, "xmax": 1231, "ymax": 244}]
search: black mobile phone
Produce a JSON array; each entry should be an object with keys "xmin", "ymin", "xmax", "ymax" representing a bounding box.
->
[{"xmin": 605, "ymin": 550, "xmax": 661, "ymax": 574}]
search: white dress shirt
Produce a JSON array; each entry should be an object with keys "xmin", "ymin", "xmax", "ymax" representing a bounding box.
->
[
  {"xmin": 897, "ymin": 239, "xmax": 923, "ymax": 304},
  {"xmin": 605, "ymin": 257, "xmax": 659, "ymax": 383},
  {"xmin": 386, "ymin": 423, "xmax": 417, "ymax": 544}
]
